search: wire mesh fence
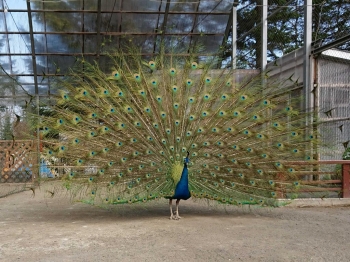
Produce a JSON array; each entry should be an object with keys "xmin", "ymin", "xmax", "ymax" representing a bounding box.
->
[
  {"xmin": 0, "ymin": 0, "xmax": 350, "ymax": 185},
  {"xmin": 317, "ymin": 41, "xmax": 350, "ymax": 164}
]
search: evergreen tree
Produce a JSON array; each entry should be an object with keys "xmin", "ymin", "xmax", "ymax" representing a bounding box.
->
[
  {"xmin": 225, "ymin": 0, "xmax": 350, "ymax": 69},
  {"xmin": 312, "ymin": 0, "xmax": 350, "ymax": 48},
  {"xmin": 232, "ymin": 0, "xmax": 304, "ymax": 68}
]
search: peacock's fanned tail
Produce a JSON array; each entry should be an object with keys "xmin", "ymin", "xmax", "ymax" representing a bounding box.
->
[{"xmin": 39, "ymin": 48, "xmax": 319, "ymax": 206}]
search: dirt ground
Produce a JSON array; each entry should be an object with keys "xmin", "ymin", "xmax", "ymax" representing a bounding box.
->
[{"xmin": 0, "ymin": 188, "xmax": 350, "ymax": 262}]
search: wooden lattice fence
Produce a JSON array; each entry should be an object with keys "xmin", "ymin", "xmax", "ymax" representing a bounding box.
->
[{"xmin": 0, "ymin": 140, "xmax": 36, "ymax": 183}]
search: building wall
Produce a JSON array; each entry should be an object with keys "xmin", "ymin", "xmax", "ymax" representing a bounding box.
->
[
  {"xmin": 266, "ymin": 48, "xmax": 350, "ymax": 161},
  {"xmin": 318, "ymin": 56, "xmax": 350, "ymax": 160}
]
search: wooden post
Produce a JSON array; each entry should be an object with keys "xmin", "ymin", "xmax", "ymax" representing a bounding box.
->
[{"xmin": 343, "ymin": 164, "xmax": 350, "ymax": 198}]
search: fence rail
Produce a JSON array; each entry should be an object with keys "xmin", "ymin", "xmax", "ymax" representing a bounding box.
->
[{"xmin": 278, "ymin": 160, "xmax": 350, "ymax": 198}]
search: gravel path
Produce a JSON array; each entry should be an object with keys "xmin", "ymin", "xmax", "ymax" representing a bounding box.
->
[{"xmin": 0, "ymin": 188, "xmax": 349, "ymax": 262}]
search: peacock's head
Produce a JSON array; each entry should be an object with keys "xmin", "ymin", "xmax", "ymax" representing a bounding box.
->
[{"xmin": 184, "ymin": 151, "xmax": 190, "ymax": 164}]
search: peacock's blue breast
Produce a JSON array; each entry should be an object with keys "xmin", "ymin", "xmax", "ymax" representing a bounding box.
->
[{"xmin": 171, "ymin": 165, "xmax": 191, "ymax": 200}]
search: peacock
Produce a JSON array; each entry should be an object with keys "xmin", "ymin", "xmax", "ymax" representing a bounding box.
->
[{"xmin": 36, "ymin": 45, "xmax": 320, "ymax": 219}]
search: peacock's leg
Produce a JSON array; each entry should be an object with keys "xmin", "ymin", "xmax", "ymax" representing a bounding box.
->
[
  {"xmin": 175, "ymin": 199, "xmax": 182, "ymax": 219},
  {"xmin": 169, "ymin": 199, "xmax": 174, "ymax": 220}
]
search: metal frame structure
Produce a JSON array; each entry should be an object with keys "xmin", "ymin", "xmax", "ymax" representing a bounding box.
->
[
  {"xmin": 0, "ymin": 0, "xmax": 345, "ymax": 103},
  {"xmin": 0, "ymin": 0, "xmax": 235, "ymax": 99},
  {"xmin": 1, "ymin": 0, "xmax": 349, "ymax": 188}
]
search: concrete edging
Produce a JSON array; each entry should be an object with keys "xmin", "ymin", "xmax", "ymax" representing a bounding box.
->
[{"xmin": 279, "ymin": 198, "xmax": 350, "ymax": 207}]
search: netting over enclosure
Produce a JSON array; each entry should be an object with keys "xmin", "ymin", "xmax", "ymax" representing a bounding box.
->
[
  {"xmin": 0, "ymin": 0, "xmax": 235, "ymax": 98},
  {"xmin": 0, "ymin": 0, "xmax": 349, "ymax": 186}
]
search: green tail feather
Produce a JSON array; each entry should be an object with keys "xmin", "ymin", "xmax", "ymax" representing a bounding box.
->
[{"xmin": 35, "ymin": 45, "xmax": 326, "ymax": 207}]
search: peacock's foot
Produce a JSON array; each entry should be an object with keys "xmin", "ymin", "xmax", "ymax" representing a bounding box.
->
[
  {"xmin": 174, "ymin": 212, "xmax": 182, "ymax": 220},
  {"xmin": 169, "ymin": 214, "xmax": 182, "ymax": 220},
  {"xmin": 169, "ymin": 212, "xmax": 177, "ymax": 220}
]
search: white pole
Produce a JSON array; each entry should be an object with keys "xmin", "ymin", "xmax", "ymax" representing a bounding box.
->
[
  {"xmin": 304, "ymin": 0, "xmax": 313, "ymax": 115},
  {"xmin": 232, "ymin": 2, "xmax": 238, "ymax": 69},
  {"xmin": 261, "ymin": 0, "xmax": 268, "ymax": 71}
]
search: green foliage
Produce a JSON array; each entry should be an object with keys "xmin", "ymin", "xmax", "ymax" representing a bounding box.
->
[
  {"xmin": 313, "ymin": 0, "xmax": 350, "ymax": 47},
  {"xmin": 0, "ymin": 114, "xmax": 13, "ymax": 140},
  {"xmin": 231, "ymin": 0, "xmax": 304, "ymax": 68},
  {"xmin": 342, "ymin": 147, "xmax": 350, "ymax": 161},
  {"xmin": 334, "ymin": 147, "xmax": 350, "ymax": 179}
]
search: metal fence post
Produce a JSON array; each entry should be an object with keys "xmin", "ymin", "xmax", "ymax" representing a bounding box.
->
[
  {"xmin": 231, "ymin": 2, "xmax": 238, "ymax": 69},
  {"xmin": 343, "ymin": 164, "xmax": 350, "ymax": 198},
  {"xmin": 261, "ymin": 0, "xmax": 267, "ymax": 72}
]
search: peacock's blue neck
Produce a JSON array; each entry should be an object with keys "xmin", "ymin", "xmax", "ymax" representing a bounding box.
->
[{"xmin": 178, "ymin": 165, "xmax": 189, "ymax": 186}]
